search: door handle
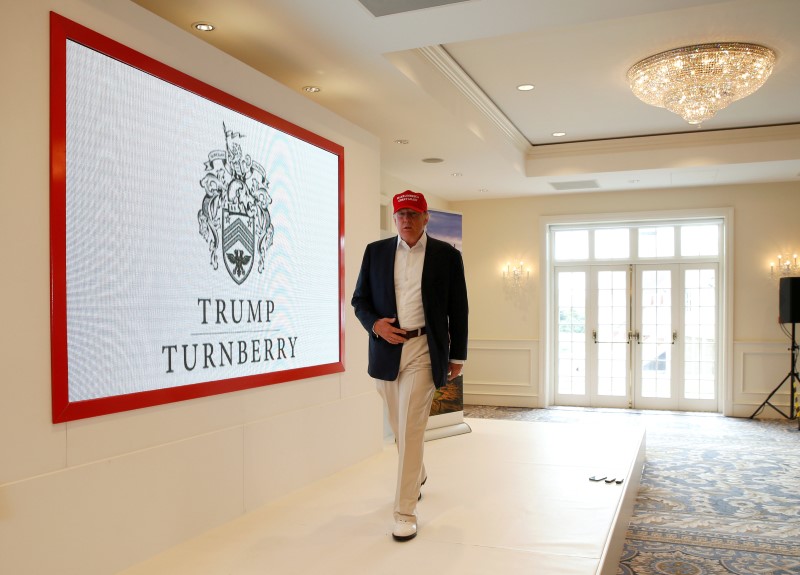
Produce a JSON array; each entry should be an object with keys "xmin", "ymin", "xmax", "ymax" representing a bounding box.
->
[
  {"xmin": 672, "ymin": 330, "xmax": 678, "ymax": 344},
  {"xmin": 629, "ymin": 330, "xmax": 640, "ymax": 344}
]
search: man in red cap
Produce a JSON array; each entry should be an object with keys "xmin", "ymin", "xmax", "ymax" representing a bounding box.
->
[{"xmin": 352, "ymin": 190, "xmax": 469, "ymax": 541}]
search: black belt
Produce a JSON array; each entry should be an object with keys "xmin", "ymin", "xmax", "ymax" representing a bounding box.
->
[{"xmin": 403, "ymin": 327, "xmax": 426, "ymax": 339}]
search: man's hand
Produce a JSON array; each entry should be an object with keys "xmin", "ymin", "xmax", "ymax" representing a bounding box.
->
[
  {"xmin": 373, "ymin": 317, "xmax": 408, "ymax": 345},
  {"xmin": 447, "ymin": 362, "xmax": 463, "ymax": 381}
]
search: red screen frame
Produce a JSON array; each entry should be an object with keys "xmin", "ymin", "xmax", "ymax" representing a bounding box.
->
[{"xmin": 50, "ymin": 12, "xmax": 345, "ymax": 423}]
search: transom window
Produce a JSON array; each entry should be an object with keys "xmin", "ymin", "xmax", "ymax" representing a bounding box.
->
[{"xmin": 553, "ymin": 220, "xmax": 721, "ymax": 263}]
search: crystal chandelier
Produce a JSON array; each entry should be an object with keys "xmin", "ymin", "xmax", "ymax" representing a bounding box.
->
[{"xmin": 627, "ymin": 42, "xmax": 776, "ymax": 125}]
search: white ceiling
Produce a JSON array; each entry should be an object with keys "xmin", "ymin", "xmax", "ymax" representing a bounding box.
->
[{"xmin": 132, "ymin": 0, "xmax": 800, "ymax": 201}]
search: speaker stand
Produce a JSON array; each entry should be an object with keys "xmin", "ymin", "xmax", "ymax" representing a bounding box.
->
[{"xmin": 750, "ymin": 322, "xmax": 798, "ymax": 420}]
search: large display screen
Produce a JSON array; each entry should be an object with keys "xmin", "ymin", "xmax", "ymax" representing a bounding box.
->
[{"xmin": 50, "ymin": 13, "xmax": 344, "ymax": 422}]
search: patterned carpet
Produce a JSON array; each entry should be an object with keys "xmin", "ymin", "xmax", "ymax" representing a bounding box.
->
[{"xmin": 462, "ymin": 406, "xmax": 800, "ymax": 575}]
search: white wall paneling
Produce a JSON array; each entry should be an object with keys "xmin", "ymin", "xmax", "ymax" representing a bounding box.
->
[
  {"xmin": 463, "ymin": 339, "xmax": 540, "ymax": 407},
  {"xmin": 732, "ymin": 341, "xmax": 797, "ymax": 418}
]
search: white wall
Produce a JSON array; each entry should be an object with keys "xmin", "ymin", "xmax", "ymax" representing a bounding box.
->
[
  {"xmin": 453, "ymin": 182, "xmax": 800, "ymax": 416},
  {"xmin": 0, "ymin": 2, "xmax": 383, "ymax": 574}
]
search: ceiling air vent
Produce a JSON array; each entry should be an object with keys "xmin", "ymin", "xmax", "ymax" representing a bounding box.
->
[
  {"xmin": 358, "ymin": 0, "xmax": 470, "ymax": 17},
  {"xmin": 549, "ymin": 180, "xmax": 600, "ymax": 191}
]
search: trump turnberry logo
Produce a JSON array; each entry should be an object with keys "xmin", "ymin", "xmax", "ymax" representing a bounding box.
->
[{"xmin": 197, "ymin": 123, "xmax": 274, "ymax": 284}]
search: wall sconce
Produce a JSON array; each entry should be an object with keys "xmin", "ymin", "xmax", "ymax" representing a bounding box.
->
[
  {"xmin": 503, "ymin": 261, "xmax": 530, "ymax": 289},
  {"xmin": 770, "ymin": 253, "xmax": 800, "ymax": 279}
]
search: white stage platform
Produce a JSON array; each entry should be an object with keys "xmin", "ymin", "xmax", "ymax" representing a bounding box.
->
[{"xmin": 118, "ymin": 418, "xmax": 645, "ymax": 575}]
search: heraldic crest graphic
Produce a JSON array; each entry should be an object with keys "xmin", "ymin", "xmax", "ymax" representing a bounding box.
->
[{"xmin": 198, "ymin": 123, "xmax": 274, "ymax": 285}]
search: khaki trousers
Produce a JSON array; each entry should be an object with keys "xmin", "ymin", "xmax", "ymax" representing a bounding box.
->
[{"xmin": 375, "ymin": 335, "xmax": 435, "ymax": 522}]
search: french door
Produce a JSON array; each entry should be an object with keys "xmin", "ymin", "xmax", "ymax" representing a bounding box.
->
[{"xmin": 554, "ymin": 263, "xmax": 719, "ymax": 411}]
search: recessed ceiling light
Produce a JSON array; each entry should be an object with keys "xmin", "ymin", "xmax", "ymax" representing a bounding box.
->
[
  {"xmin": 451, "ymin": 172, "xmax": 462, "ymax": 177},
  {"xmin": 552, "ymin": 132, "xmax": 566, "ymax": 137},
  {"xmin": 394, "ymin": 139, "xmax": 409, "ymax": 145},
  {"xmin": 517, "ymin": 84, "xmax": 535, "ymax": 91},
  {"xmin": 302, "ymin": 86, "xmax": 321, "ymax": 93},
  {"xmin": 422, "ymin": 158, "xmax": 444, "ymax": 163},
  {"xmin": 479, "ymin": 188, "xmax": 489, "ymax": 193},
  {"xmin": 192, "ymin": 22, "xmax": 215, "ymax": 32}
]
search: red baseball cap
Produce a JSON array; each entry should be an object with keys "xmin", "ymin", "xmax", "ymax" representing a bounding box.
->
[{"xmin": 393, "ymin": 190, "xmax": 428, "ymax": 213}]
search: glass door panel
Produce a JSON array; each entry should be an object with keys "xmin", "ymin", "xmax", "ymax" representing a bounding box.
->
[
  {"xmin": 556, "ymin": 270, "xmax": 587, "ymax": 399},
  {"xmin": 681, "ymin": 266, "xmax": 718, "ymax": 410},
  {"xmin": 638, "ymin": 268, "xmax": 674, "ymax": 401},
  {"xmin": 594, "ymin": 269, "xmax": 629, "ymax": 403}
]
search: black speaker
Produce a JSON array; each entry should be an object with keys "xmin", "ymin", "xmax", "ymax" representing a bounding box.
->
[{"xmin": 779, "ymin": 277, "xmax": 800, "ymax": 323}]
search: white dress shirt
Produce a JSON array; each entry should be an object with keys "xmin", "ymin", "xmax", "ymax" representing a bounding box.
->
[{"xmin": 394, "ymin": 233, "xmax": 426, "ymax": 330}]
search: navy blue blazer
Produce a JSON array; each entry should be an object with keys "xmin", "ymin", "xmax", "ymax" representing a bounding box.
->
[{"xmin": 351, "ymin": 234, "xmax": 468, "ymax": 388}]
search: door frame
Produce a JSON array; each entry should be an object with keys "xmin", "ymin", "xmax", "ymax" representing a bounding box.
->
[{"xmin": 540, "ymin": 208, "xmax": 733, "ymax": 414}]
